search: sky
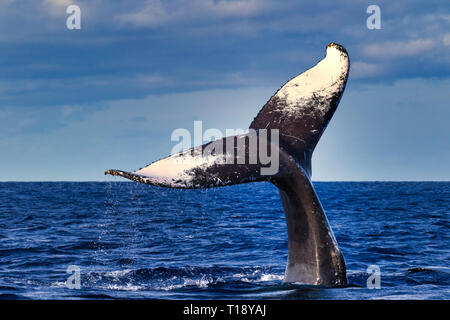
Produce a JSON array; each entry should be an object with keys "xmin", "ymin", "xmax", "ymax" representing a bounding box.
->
[{"xmin": 0, "ymin": 0, "xmax": 449, "ymax": 181}]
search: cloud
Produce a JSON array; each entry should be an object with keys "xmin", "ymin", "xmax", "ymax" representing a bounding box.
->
[
  {"xmin": 443, "ymin": 33, "xmax": 450, "ymax": 46},
  {"xmin": 1, "ymin": 0, "xmax": 450, "ymax": 110},
  {"xmin": 120, "ymin": 0, "xmax": 272, "ymax": 27},
  {"xmin": 350, "ymin": 62, "xmax": 385, "ymax": 79},
  {"xmin": 43, "ymin": 0, "xmax": 74, "ymax": 14},
  {"xmin": 362, "ymin": 38, "xmax": 438, "ymax": 58},
  {"xmin": 0, "ymin": 73, "xmax": 170, "ymax": 107}
]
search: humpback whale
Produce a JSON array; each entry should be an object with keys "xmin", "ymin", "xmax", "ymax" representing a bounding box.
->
[{"xmin": 106, "ymin": 43, "xmax": 350, "ymax": 286}]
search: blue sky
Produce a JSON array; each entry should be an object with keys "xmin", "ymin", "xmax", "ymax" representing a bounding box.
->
[{"xmin": 0, "ymin": 0, "xmax": 449, "ymax": 181}]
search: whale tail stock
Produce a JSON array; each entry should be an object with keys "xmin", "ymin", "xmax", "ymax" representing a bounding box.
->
[{"xmin": 106, "ymin": 43, "xmax": 350, "ymax": 285}]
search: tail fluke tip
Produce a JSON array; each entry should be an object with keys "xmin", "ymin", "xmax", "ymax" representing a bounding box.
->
[{"xmin": 105, "ymin": 169, "xmax": 118, "ymax": 176}]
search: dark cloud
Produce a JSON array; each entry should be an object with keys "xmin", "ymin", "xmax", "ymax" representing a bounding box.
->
[{"xmin": 0, "ymin": 1, "xmax": 448, "ymax": 108}]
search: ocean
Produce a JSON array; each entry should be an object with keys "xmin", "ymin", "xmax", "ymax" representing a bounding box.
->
[{"xmin": 0, "ymin": 181, "xmax": 448, "ymax": 300}]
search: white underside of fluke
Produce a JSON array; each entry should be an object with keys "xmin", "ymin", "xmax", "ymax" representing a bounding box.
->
[
  {"xmin": 274, "ymin": 46, "xmax": 349, "ymax": 117},
  {"xmin": 134, "ymin": 150, "xmax": 222, "ymax": 187}
]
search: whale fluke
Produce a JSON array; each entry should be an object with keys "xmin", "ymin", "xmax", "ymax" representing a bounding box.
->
[{"xmin": 106, "ymin": 43, "xmax": 350, "ymax": 285}]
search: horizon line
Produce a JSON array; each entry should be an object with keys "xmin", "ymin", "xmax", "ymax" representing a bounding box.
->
[{"xmin": 0, "ymin": 180, "xmax": 449, "ymax": 183}]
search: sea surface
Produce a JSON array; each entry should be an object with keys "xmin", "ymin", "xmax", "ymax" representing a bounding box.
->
[{"xmin": 0, "ymin": 182, "xmax": 448, "ymax": 300}]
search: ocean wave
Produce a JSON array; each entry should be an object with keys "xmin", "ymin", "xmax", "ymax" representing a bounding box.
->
[{"xmin": 75, "ymin": 266, "xmax": 285, "ymax": 292}]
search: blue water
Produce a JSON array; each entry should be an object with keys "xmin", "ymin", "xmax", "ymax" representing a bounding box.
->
[{"xmin": 0, "ymin": 182, "xmax": 448, "ymax": 300}]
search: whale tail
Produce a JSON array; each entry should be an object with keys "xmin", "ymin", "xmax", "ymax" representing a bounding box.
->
[
  {"xmin": 106, "ymin": 43, "xmax": 350, "ymax": 285},
  {"xmin": 250, "ymin": 43, "xmax": 349, "ymax": 176}
]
